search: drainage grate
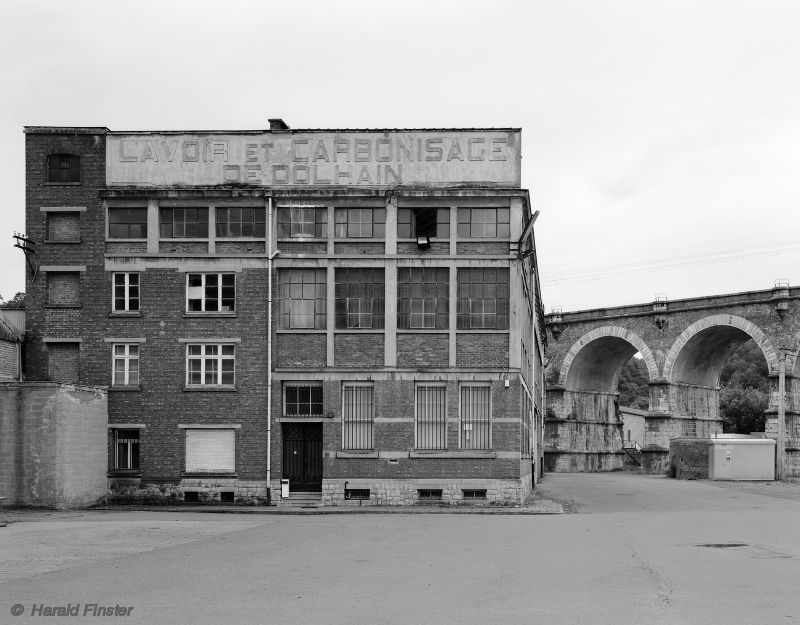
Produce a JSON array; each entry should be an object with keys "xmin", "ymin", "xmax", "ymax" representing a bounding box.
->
[{"xmin": 698, "ymin": 543, "xmax": 748, "ymax": 548}]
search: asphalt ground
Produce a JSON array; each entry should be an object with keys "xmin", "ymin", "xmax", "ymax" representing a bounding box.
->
[{"xmin": 1, "ymin": 474, "xmax": 799, "ymax": 625}]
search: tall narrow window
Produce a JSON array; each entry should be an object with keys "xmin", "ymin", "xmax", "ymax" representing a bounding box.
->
[
  {"xmin": 186, "ymin": 273, "xmax": 235, "ymax": 312},
  {"xmin": 186, "ymin": 344, "xmax": 235, "ymax": 387},
  {"xmin": 215, "ymin": 207, "xmax": 266, "ymax": 238},
  {"xmin": 114, "ymin": 429, "xmax": 140, "ymax": 470},
  {"xmin": 335, "ymin": 268, "xmax": 384, "ymax": 329},
  {"xmin": 397, "ymin": 268, "xmax": 448, "ymax": 329},
  {"xmin": 47, "ymin": 154, "xmax": 80, "ymax": 183},
  {"xmin": 112, "ymin": 273, "xmax": 139, "ymax": 312},
  {"xmin": 342, "ymin": 384, "xmax": 374, "ymax": 450},
  {"xmin": 460, "ymin": 385, "xmax": 491, "ymax": 450},
  {"xmin": 457, "ymin": 268, "xmax": 509, "ymax": 330},
  {"xmin": 416, "ymin": 385, "xmax": 447, "ymax": 450},
  {"xmin": 278, "ymin": 269, "xmax": 326, "ymax": 329},
  {"xmin": 112, "ymin": 344, "xmax": 140, "ymax": 386}
]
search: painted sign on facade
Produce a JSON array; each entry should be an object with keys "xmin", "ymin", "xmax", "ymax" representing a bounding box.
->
[{"xmin": 107, "ymin": 130, "xmax": 521, "ymax": 187}]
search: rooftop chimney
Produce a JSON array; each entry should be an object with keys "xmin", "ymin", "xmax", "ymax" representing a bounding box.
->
[{"xmin": 268, "ymin": 118, "xmax": 289, "ymax": 130}]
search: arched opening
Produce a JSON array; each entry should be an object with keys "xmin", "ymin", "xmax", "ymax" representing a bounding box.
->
[
  {"xmin": 564, "ymin": 336, "xmax": 641, "ymax": 393},
  {"xmin": 665, "ymin": 316, "xmax": 777, "ymax": 436}
]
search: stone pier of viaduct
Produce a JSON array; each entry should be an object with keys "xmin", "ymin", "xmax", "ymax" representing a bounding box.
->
[{"xmin": 544, "ymin": 284, "xmax": 800, "ymax": 475}]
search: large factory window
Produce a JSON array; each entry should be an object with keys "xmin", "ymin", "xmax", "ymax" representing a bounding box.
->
[{"xmin": 335, "ymin": 268, "xmax": 385, "ymax": 329}]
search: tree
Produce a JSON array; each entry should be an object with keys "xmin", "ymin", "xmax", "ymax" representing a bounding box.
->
[
  {"xmin": 618, "ymin": 356, "xmax": 649, "ymax": 410},
  {"xmin": 0, "ymin": 291, "xmax": 25, "ymax": 309},
  {"xmin": 719, "ymin": 340, "xmax": 769, "ymax": 433}
]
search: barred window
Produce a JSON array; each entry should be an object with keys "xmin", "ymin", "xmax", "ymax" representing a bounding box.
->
[
  {"xmin": 457, "ymin": 268, "xmax": 509, "ymax": 329},
  {"xmin": 416, "ymin": 385, "xmax": 447, "ymax": 450},
  {"xmin": 460, "ymin": 384, "xmax": 491, "ymax": 450},
  {"xmin": 342, "ymin": 384, "xmax": 374, "ymax": 450},
  {"xmin": 215, "ymin": 207, "xmax": 266, "ymax": 238},
  {"xmin": 334, "ymin": 208, "xmax": 386, "ymax": 238},
  {"xmin": 112, "ymin": 344, "xmax": 139, "ymax": 386},
  {"xmin": 335, "ymin": 268, "xmax": 384, "ymax": 329},
  {"xmin": 186, "ymin": 273, "xmax": 235, "ymax": 312},
  {"xmin": 278, "ymin": 207, "xmax": 327, "ymax": 238},
  {"xmin": 457, "ymin": 208, "xmax": 510, "ymax": 238},
  {"xmin": 284, "ymin": 383, "xmax": 323, "ymax": 416},
  {"xmin": 397, "ymin": 207, "xmax": 450, "ymax": 239},
  {"xmin": 114, "ymin": 429, "xmax": 140, "ymax": 470},
  {"xmin": 108, "ymin": 208, "xmax": 147, "ymax": 239},
  {"xmin": 113, "ymin": 273, "xmax": 139, "ymax": 312},
  {"xmin": 47, "ymin": 154, "xmax": 80, "ymax": 183},
  {"xmin": 397, "ymin": 267, "xmax": 449, "ymax": 329},
  {"xmin": 186, "ymin": 344, "xmax": 235, "ymax": 386},
  {"xmin": 160, "ymin": 208, "xmax": 209, "ymax": 238},
  {"xmin": 278, "ymin": 269, "xmax": 326, "ymax": 329}
]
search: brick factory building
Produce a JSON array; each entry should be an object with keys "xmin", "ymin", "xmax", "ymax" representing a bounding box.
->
[{"xmin": 21, "ymin": 121, "xmax": 545, "ymax": 506}]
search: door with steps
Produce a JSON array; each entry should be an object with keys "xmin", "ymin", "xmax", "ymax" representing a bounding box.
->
[{"xmin": 282, "ymin": 423, "xmax": 323, "ymax": 492}]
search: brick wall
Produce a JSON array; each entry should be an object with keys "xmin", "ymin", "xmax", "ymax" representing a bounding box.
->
[
  {"xmin": 47, "ymin": 212, "xmax": 81, "ymax": 241},
  {"xmin": 334, "ymin": 334, "xmax": 384, "ymax": 367},
  {"xmin": 457, "ymin": 333, "xmax": 509, "ymax": 367},
  {"xmin": 276, "ymin": 334, "xmax": 326, "ymax": 367},
  {"xmin": 0, "ymin": 340, "xmax": 18, "ymax": 379},
  {"xmin": 669, "ymin": 438, "xmax": 711, "ymax": 479},
  {"xmin": 47, "ymin": 343, "xmax": 80, "ymax": 383},
  {"xmin": 397, "ymin": 333, "xmax": 448, "ymax": 367}
]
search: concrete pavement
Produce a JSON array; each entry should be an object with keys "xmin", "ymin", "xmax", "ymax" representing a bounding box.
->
[{"xmin": 1, "ymin": 474, "xmax": 799, "ymax": 625}]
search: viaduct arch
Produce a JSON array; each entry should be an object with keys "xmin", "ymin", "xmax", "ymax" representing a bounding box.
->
[{"xmin": 544, "ymin": 285, "xmax": 800, "ymax": 475}]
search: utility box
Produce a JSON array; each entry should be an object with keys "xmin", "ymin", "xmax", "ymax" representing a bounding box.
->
[
  {"xmin": 281, "ymin": 479, "xmax": 290, "ymax": 498},
  {"xmin": 671, "ymin": 435, "xmax": 775, "ymax": 481}
]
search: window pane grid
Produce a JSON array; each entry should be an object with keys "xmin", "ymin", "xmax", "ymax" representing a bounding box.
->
[
  {"xmin": 283, "ymin": 384, "xmax": 323, "ymax": 416},
  {"xmin": 416, "ymin": 386, "xmax": 447, "ymax": 450},
  {"xmin": 335, "ymin": 268, "xmax": 385, "ymax": 329},
  {"xmin": 278, "ymin": 207, "xmax": 327, "ymax": 238},
  {"xmin": 397, "ymin": 267, "xmax": 448, "ymax": 329},
  {"xmin": 186, "ymin": 344, "xmax": 235, "ymax": 386},
  {"xmin": 160, "ymin": 208, "xmax": 209, "ymax": 239},
  {"xmin": 278, "ymin": 269, "xmax": 327, "ymax": 329},
  {"xmin": 113, "ymin": 273, "xmax": 140, "ymax": 312},
  {"xmin": 112, "ymin": 344, "xmax": 139, "ymax": 386},
  {"xmin": 460, "ymin": 386, "xmax": 491, "ymax": 450},
  {"xmin": 215, "ymin": 207, "xmax": 266, "ymax": 238},
  {"xmin": 457, "ymin": 268, "xmax": 509, "ymax": 330},
  {"xmin": 186, "ymin": 273, "xmax": 235, "ymax": 312},
  {"xmin": 334, "ymin": 208, "xmax": 385, "ymax": 239},
  {"xmin": 456, "ymin": 207, "xmax": 510, "ymax": 239},
  {"xmin": 342, "ymin": 385, "xmax": 374, "ymax": 450}
]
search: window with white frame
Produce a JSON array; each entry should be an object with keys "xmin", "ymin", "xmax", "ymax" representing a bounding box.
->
[
  {"xmin": 456, "ymin": 208, "xmax": 510, "ymax": 238},
  {"xmin": 283, "ymin": 383, "xmax": 323, "ymax": 416},
  {"xmin": 456, "ymin": 267, "xmax": 509, "ymax": 330},
  {"xmin": 342, "ymin": 384, "xmax": 374, "ymax": 450},
  {"xmin": 114, "ymin": 428, "xmax": 140, "ymax": 470},
  {"xmin": 186, "ymin": 344, "xmax": 235, "ymax": 387},
  {"xmin": 278, "ymin": 207, "xmax": 327, "ymax": 238},
  {"xmin": 334, "ymin": 208, "xmax": 386, "ymax": 238},
  {"xmin": 185, "ymin": 429, "xmax": 235, "ymax": 473},
  {"xmin": 186, "ymin": 273, "xmax": 235, "ymax": 312},
  {"xmin": 278, "ymin": 269, "xmax": 326, "ymax": 330},
  {"xmin": 112, "ymin": 273, "xmax": 139, "ymax": 312},
  {"xmin": 334, "ymin": 268, "xmax": 384, "ymax": 329},
  {"xmin": 460, "ymin": 384, "xmax": 491, "ymax": 450},
  {"xmin": 112, "ymin": 344, "xmax": 140, "ymax": 386},
  {"xmin": 416, "ymin": 385, "xmax": 447, "ymax": 450}
]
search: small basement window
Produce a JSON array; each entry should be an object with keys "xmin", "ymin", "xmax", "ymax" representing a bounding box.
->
[
  {"xmin": 219, "ymin": 491, "xmax": 235, "ymax": 503},
  {"xmin": 418, "ymin": 489, "xmax": 443, "ymax": 501},
  {"xmin": 183, "ymin": 491, "xmax": 199, "ymax": 502},
  {"xmin": 462, "ymin": 489, "xmax": 487, "ymax": 500},
  {"xmin": 344, "ymin": 488, "xmax": 370, "ymax": 501}
]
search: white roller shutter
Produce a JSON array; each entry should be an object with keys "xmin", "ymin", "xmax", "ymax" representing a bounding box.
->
[{"xmin": 185, "ymin": 429, "xmax": 235, "ymax": 472}]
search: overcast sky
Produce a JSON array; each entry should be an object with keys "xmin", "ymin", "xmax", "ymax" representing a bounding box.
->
[{"xmin": 1, "ymin": 0, "xmax": 797, "ymax": 311}]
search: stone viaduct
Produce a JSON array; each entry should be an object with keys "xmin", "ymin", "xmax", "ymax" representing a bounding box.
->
[{"xmin": 543, "ymin": 284, "xmax": 800, "ymax": 475}]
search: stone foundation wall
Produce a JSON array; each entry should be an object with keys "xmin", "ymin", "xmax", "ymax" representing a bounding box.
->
[{"xmin": 321, "ymin": 477, "xmax": 529, "ymax": 506}]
